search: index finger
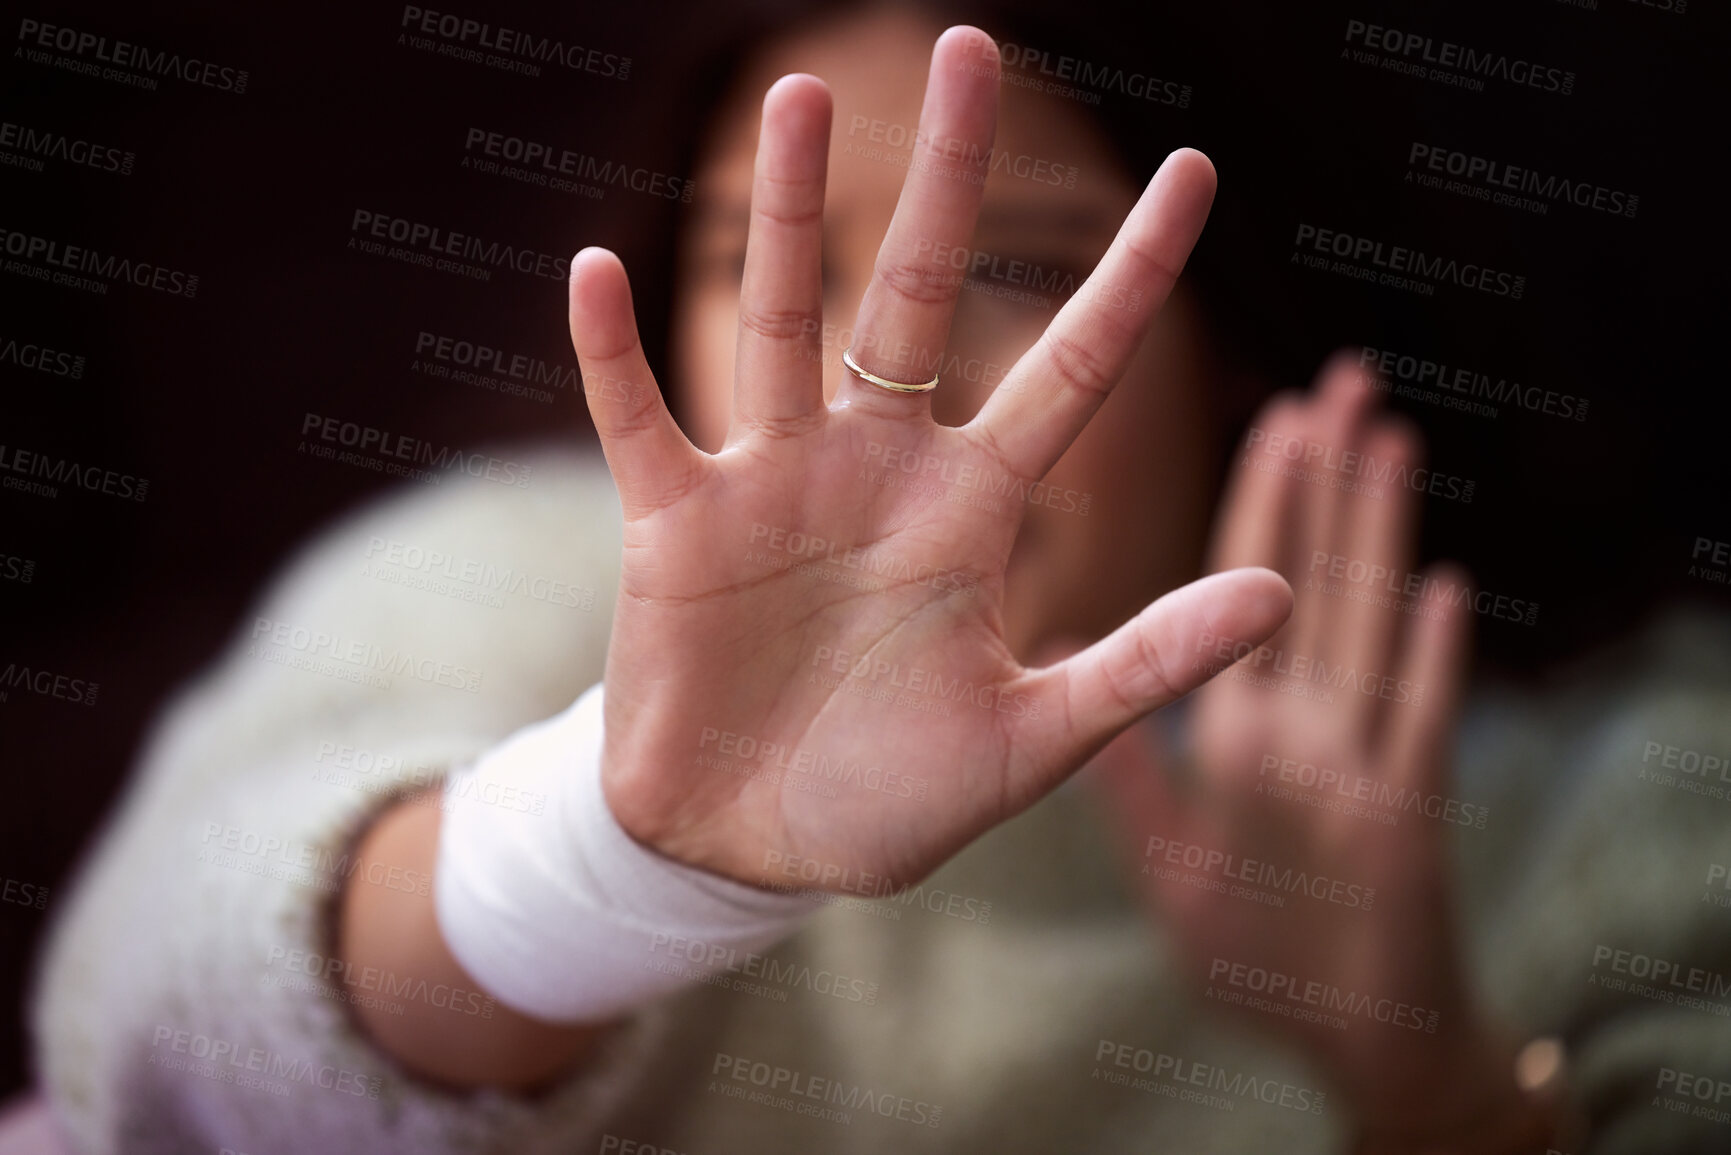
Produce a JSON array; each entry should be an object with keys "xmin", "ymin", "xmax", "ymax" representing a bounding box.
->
[{"xmin": 966, "ymin": 149, "xmax": 1216, "ymax": 480}]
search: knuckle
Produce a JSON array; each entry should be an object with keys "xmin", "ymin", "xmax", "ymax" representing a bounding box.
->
[
  {"xmin": 873, "ymin": 257, "xmax": 962, "ymax": 308},
  {"xmin": 750, "ymin": 186, "xmax": 825, "ymax": 230},
  {"xmin": 738, "ymin": 302, "xmax": 822, "ymax": 343},
  {"xmin": 1129, "ymin": 628, "xmax": 1183, "ymax": 705},
  {"xmin": 1041, "ymin": 331, "xmax": 1115, "ymax": 400},
  {"xmin": 1120, "ymin": 236, "xmax": 1182, "ymax": 289},
  {"xmin": 732, "ymin": 407, "xmax": 826, "ymax": 442},
  {"xmin": 603, "ymin": 389, "xmax": 666, "ymax": 439},
  {"xmin": 1099, "ymin": 627, "xmax": 1182, "ymax": 714}
]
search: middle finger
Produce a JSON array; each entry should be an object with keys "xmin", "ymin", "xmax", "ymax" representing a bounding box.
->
[{"xmin": 842, "ymin": 26, "xmax": 999, "ymax": 416}]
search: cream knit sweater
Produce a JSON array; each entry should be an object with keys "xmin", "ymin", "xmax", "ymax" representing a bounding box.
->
[{"xmin": 30, "ymin": 447, "xmax": 1731, "ymax": 1154}]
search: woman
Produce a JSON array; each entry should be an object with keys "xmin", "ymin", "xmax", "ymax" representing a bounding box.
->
[{"xmin": 26, "ymin": 6, "xmax": 1731, "ymax": 1154}]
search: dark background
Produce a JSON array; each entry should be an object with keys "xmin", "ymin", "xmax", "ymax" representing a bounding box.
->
[{"xmin": 1, "ymin": 0, "xmax": 1724, "ymax": 1099}]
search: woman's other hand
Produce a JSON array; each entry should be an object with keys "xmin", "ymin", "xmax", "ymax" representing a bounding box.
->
[{"xmin": 1089, "ymin": 360, "xmax": 1536, "ymax": 1143}]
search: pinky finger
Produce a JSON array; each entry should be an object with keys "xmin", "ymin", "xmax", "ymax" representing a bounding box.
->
[
  {"xmin": 568, "ymin": 247, "xmax": 703, "ymax": 518},
  {"xmin": 1381, "ymin": 562, "xmax": 1475, "ymax": 792}
]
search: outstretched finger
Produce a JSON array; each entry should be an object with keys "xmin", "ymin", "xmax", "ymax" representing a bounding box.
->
[
  {"xmin": 1286, "ymin": 360, "xmax": 1377, "ymax": 664},
  {"xmin": 842, "ymin": 26, "xmax": 999, "ymax": 420},
  {"xmin": 731, "ymin": 74, "xmax": 832, "ymax": 437},
  {"xmin": 1380, "ymin": 563, "xmax": 1474, "ymax": 790},
  {"xmin": 568, "ymin": 248, "xmax": 703, "ymax": 518},
  {"xmin": 1207, "ymin": 391, "xmax": 1308, "ymax": 577},
  {"xmin": 967, "ymin": 148, "xmax": 1216, "ymax": 480},
  {"xmin": 1322, "ymin": 415, "xmax": 1423, "ymax": 736}
]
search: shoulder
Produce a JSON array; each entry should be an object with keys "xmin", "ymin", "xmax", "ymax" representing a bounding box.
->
[
  {"xmin": 224, "ymin": 444, "xmax": 625, "ymax": 725},
  {"xmin": 265, "ymin": 444, "xmax": 622, "ymax": 622}
]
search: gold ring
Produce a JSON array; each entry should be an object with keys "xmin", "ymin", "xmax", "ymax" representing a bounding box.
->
[{"xmin": 841, "ymin": 346, "xmax": 939, "ymax": 394}]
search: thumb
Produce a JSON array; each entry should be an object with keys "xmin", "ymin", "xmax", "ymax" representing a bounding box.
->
[
  {"xmin": 1032, "ymin": 632, "xmax": 1172, "ymax": 797},
  {"xmin": 1013, "ymin": 568, "xmax": 1291, "ymax": 804}
]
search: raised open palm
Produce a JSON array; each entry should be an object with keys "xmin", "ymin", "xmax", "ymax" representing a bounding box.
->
[
  {"xmin": 566, "ymin": 27, "xmax": 1291, "ymax": 891},
  {"xmin": 1088, "ymin": 363, "xmax": 1526, "ymax": 1136}
]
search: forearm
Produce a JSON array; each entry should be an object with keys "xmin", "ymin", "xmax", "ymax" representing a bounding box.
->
[{"xmin": 337, "ymin": 795, "xmax": 608, "ymax": 1091}]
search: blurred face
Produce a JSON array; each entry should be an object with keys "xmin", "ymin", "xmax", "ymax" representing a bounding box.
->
[{"xmin": 674, "ymin": 7, "xmax": 1220, "ymax": 658}]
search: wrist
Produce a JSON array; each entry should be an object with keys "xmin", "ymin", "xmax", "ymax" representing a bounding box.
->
[
  {"xmin": 1352, "ymin": 1031, "xmax": 1579, "ymax": 1155},
  {"xmin": 1349, "ymin": 1019, "xmax": 1520, "ymax": 1135},
  {"xmin": 434, "ymin": 683, "xmax": 819, "ymax": 1024}
]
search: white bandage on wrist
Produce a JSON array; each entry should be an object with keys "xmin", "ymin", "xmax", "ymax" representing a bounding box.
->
[{"xmin": 434, "ymin": 683, "xmax": 818, "ymax": 1023}]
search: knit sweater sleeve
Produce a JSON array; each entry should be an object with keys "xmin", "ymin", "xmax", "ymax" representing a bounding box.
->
[
  {"xmin": 27, "ymin": 450, "xmax": 696, "ymax": 1155},
  {"xmin": 1462, "ymin": 611, "xmax": 1731, "ymax": 1155}
]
